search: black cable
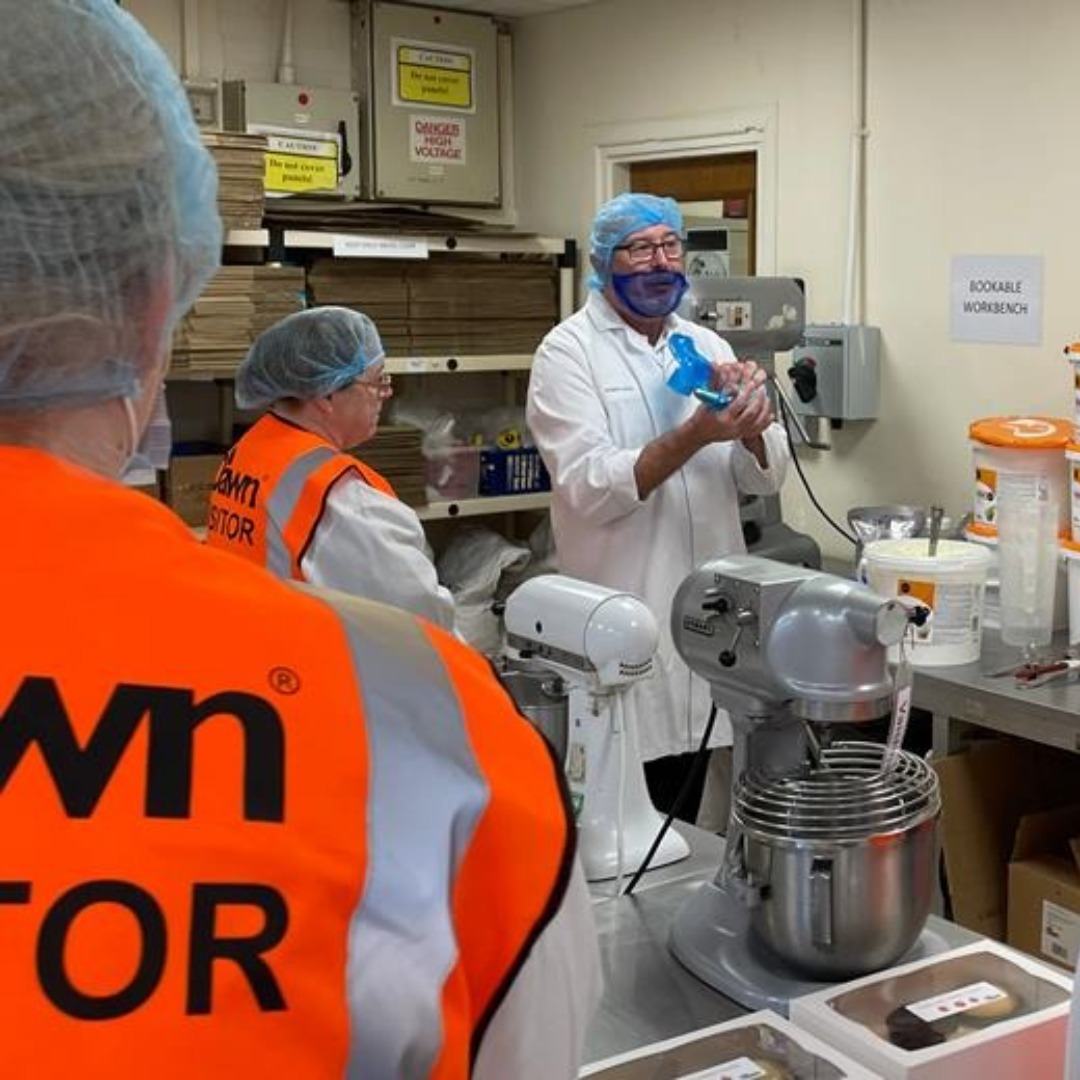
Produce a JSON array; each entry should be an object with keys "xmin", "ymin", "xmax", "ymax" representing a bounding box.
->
[
  {"xmin": 771, "ymin": 378, "xmax": 858, "ymax": 547},
  {"xmin": 622, "ymin": 702, "xmax": 717, "ymax": 897}
]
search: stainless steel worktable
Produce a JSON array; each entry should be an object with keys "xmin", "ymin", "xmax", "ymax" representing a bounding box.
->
[
  {"xmin": 911, "ymin": 630, "xmax": 1080, "ymax": 757},
  {"xmin": 583, "ymin": 824, "xmax": 978, "ymax": 1066}
]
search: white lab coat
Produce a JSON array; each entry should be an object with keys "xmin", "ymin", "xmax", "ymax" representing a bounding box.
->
[
  {"xmin": 300, "ymin": 473, "xmax": 457, "ymax": 631},
  {"xmin": 527, "ymin": 291, "xmax": 790, "ymax": 760}
]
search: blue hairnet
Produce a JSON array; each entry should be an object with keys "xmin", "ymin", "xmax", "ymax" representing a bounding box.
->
[
  {"xmin": 0, "ymin": 0, "xmax": 221, "ymax": 412},
  {"xmin": 236, "ymin": 307, "xmax": 386, "ymax": 410},
  {"xmin": 588, "ymin": 193, "xmax": 684, "ymax": 289}
]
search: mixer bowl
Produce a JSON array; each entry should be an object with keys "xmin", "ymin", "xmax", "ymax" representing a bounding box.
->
[
  {"xmin": 496, "ymin": 659, "xmax": 568, "ymax": 764},
  {"xmin": 734, "ymin": 741, "xmax": 940, "ymax": 980}
]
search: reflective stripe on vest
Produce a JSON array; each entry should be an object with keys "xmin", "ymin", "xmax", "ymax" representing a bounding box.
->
[
  {"xmin": 336, "ymin": 602, "xmax": 488, "ymax": 1077},
  {"xmin": 206, "ymin": 414, "xmax": 396, "ymax": 581}
]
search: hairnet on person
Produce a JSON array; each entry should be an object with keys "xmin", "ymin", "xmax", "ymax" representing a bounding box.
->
[
  {"xmin": 0, "ymin": 0, "xmax": 221, "ymax": 412},
  {"xmin": 588, "ymin": 193, "xmax": 684, "ymax": 290},
  {"xmin": 235, "ymin": 307, "xmax": 386, "ymax": 410}
]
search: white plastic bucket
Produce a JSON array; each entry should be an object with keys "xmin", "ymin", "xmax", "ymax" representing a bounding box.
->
[
  {"xmin": 968, "ymin": 416, "xmax": 1070, "ymax": 540},
  {"xmin": 1062, "ymin": 538, "xmax": 1080, "ymax": 647},
  {"xmin": 1065, "ymin": 342, "xmax": 1080, "ymax": 429},
  {"xmin": 862, "ymin": 539, "xmax": 991, "ymax": 666},
  {"xmin": 1067, "ymin": 442, "xmax": 1080, "ymax": 543}
]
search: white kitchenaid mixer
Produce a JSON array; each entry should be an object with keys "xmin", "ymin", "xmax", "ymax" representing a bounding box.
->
[
  {"xmin": 503, "ymin": 574, "xmax": 689, "ymax": 883},
  {"xmin": 668, "ymin": 554, "xmax": 949, "ymax": 1014}
]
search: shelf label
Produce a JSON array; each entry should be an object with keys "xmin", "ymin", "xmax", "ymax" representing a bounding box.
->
[{"xmin": 331, "ymin": 234, "xmax": 430, "ymax": 260}]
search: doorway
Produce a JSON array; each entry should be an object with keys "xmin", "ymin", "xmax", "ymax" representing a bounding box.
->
[
  {"xmin": 629, "ymin": 152, "xmax": 758, "ymax": 275},
  {"xmin": 590, "ymin": 105, "xmax": 775, "ymax": 276}
]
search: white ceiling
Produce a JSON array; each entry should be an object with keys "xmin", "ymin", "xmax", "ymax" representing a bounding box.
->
[{"xmin": 433, "ymin": 0, "xmax": 598, "ymax": 16}]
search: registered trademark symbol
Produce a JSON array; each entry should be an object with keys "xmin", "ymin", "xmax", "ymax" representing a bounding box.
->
[{"xmin": 268, "ymin": 667, "xmax": 301, "ymax": 695}]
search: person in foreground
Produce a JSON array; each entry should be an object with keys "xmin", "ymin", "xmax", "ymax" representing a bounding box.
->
[
  {"xmin": 206, "ymin": 305, "xmax": 456, "ymax": 629},
  {"xmin": 527, "ymin": 192, "xmax": 790, "ymax": 824},
  {"xmin": 0, "ymin": 2, "xmax": 600, "ymax": 1076}
]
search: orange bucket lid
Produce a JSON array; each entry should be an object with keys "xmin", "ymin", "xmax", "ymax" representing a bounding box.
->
[
  {"xmin": 965, "ymin": 521, "xmax": 997, "ymax": 540},
  {"xmin": 1065, "ymin": 342, "xmax": 1080, "ymax": 360},
  {"xmin": 1061, "ymin": 537, "xmax": 1080, "ymax": 555},
  {"xmin": 968, "ymin": 416, "xmax": 1073, "ymax": 448}
]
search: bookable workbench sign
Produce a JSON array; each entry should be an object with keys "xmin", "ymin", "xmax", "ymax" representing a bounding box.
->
[{"xmin": 950, "ymin": 254, "xmax": 1043, "ymax": 345}]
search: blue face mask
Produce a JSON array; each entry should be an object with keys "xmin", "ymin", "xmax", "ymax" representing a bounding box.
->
[{"xmin": 611, "ymin": 270, "xmax": 689, "ymax": 318}]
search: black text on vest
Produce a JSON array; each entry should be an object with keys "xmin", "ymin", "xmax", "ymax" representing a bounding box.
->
[
  {"xmin": 214, "ymin": 455, "xmax": 261, "ymax": 508},
  {"xmin": 0, "ymin": 678, "xmax": 285, "ymax": 822},
  {"xmin": 0, "ymin": 880, "xmax": 288, "ymax": 1018}
]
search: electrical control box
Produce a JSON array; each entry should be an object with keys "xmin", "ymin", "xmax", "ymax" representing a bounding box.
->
[
  {"xmin": 351, "ymin": 0, "xmax": 502, "ymax": 206},
  {"xmin": 787, "ymin": 323, "xmax": 880, "ymax": 420},
  {"xmin": 222, "ymin": 80, "xmax": 361, "ymax": 199}
]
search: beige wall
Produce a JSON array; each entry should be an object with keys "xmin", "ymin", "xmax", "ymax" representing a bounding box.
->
[
  {"xmin": 125, "ymin": 0, "xmax": 352, "ymax": 88},
  {"xmin": 127, "ymin": 0, "xmax": 1080, "ymax": 562},
  {"xmin": 512, "ymin": 0, "xmax": 1080, "ymax": 561}
]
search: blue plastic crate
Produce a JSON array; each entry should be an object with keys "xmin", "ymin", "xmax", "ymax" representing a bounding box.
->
[{"xmin": 478, "ymin": 447, "xmax": 551, "ymax": 496}]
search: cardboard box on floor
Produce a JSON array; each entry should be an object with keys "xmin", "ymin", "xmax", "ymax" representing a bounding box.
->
[
  {"xmin": 165, "ymin": 453, "xmax": 222, "ymax": 528},
  {"xmin": 932, "ymin": 737, "xmax": 1080, "ymax": 941},
  {"xmin": 1007, "ymin": 801, "xmax": 1080, "ymax": 970}
]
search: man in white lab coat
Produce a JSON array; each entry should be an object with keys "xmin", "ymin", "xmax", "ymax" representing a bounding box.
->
[{"xmin": 527, "ymin": 192, "xmax": 790, "ymax": 820}]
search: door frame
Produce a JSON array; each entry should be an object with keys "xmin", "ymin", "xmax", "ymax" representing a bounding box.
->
[{"xmin": 590, "ymin": 105, "xmax": 777, "ymax": 275}]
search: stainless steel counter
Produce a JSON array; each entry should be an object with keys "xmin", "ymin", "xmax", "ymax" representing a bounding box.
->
[
  {"xmin": 583, "ymin": 824, "xmax": 979, "ymax": 1066},
  {"xmin": 911, "ymin": 630, "xmax": 1080, "ymax": 757}
]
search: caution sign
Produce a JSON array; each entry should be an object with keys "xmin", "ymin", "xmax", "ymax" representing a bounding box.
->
[
  {"xmin": 394, "ymin": 40, "xmax": 474, "ymax": 111},
  {"xmin": 251, "ymin": 127, "xmax": 340, "ymax": 196},
  {"xmin": 409, "ymin": 114, "xmax": 466, "ymax": 166}
]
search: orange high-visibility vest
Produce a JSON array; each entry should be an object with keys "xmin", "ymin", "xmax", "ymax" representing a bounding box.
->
[
  {"xmin": 2, "ymin": 447, "xmax": 576, "ymax": 1078},
  {"xmin": 206, "ymin": 413, "xmax": 397, "ymax": 580}
]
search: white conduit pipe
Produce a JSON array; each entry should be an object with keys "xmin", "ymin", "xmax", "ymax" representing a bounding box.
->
[
  {"xmin": 278, "ymin": 0, "xmax": 296, "ymax": 85},
  {"xmin": 843, "ymin": 0, "xmax": 868, "ymax": 325},
  {"xmin": 181, "ymin": 0, "xmax": 200, "ymax": 81}
]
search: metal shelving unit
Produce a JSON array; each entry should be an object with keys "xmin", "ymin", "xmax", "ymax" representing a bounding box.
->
[
  {"xmin": 416, "ymin": 492, "xmax": 551, "ymax": 521},
  {"xmin": 170, "ymin": 228, "xmax": 572, "ymax": 542}
]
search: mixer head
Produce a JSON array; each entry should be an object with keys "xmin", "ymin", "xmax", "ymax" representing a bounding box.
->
[
  {"xmin": 504, "ymin": 574, "xmax": 659, "ymax": 691},
  {"xmin": 672, "ymin": 554, "xmax": 911, "ymax": 724}
]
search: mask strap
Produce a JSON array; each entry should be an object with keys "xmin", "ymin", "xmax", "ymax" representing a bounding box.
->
[{"xmin": 121, "ymin": 395, "xmax": 140, "ymax": 462}]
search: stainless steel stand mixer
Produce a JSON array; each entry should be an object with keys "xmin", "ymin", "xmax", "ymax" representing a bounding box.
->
[{"xmin": 668, "ymin": 555, "xmax": 946, "ymax": 1014}]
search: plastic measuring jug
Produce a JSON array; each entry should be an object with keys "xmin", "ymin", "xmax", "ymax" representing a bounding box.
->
[{"xmin": 997, "ymin": 497, "xmax": 1059, "ymax": 651}]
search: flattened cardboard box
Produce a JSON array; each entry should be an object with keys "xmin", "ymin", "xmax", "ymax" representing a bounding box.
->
[
  {"xmin": 1007, "ymin": 801, "xmax": 1080, "ymax": 970},
  {"xmin": 932, "ymin": 738, "xmax": 1080, "ymax": 939},
  {"xmin": 165, "ymin": 454, "xmax": 222, "ymax": 528}
]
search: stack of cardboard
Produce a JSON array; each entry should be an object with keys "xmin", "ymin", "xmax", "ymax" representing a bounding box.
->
[
  {"xmin": 251, "ymin": 265, "xmax": 306, "ymax": 335},
  {"xmin": 307, "ymin": 253, "xmax": 558, "ymax": 357},
  {"xmin": 352, "ymin": 425, "xmax": 427, "ymax": 508},
  {"xmin": 171, "ymin": 266, "xmax": 257, "ymax": 374},
  {"xmin": 171, "ymin": 265, "xmax": 306, "ymax": 376},
  {"xmin": 202, "ymin": 131, "xmax": 266, "ymax": 231},
  {"xmin": 307, "ymin": 260, "xmax": 409, "ymax": 353}
]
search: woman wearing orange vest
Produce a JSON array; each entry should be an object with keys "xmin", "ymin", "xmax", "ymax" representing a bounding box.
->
[
  {"xmin": 0, "ymin": 3, "xmax": 601, "ymax": 1076},
  {"xmin": 207, "ymin": 306, "xmax": 457, "ymax": 629}
]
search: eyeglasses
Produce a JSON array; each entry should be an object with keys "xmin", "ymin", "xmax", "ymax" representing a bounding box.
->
[
  {"xmin": 345, "ymin": 371, "xmax": 393, "ymax": 399},
  {"xmin": 614, "ymin": 233, "xmax": 684, "ymax": 266}
]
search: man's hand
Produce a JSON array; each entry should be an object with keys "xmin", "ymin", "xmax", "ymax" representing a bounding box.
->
[{"xmin": 687, "ymin": 361, "xmax": 775, "ymax": 448}]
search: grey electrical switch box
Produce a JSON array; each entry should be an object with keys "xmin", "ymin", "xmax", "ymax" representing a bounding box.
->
[
  {"xmin": 351, "ymin": 0, "xmax": 501, "ymax": 206},
  {"xmin": 222, "ymin": 80, "xmax": 361, "ymax": 199},
  {"xmin": 787, "ymin": 323, "xmax": 880, "ymax": 420}
]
